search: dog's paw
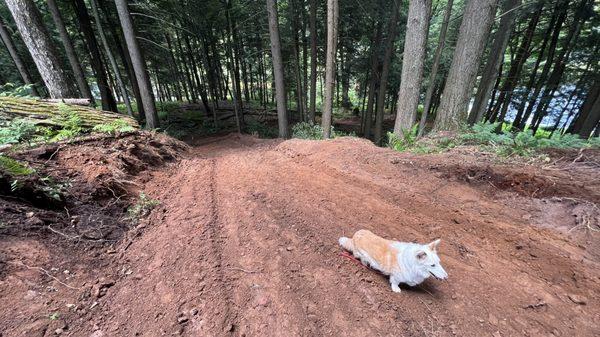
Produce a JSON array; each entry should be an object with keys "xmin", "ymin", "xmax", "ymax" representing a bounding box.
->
[{"xmin": 391, "ymin": 284, "xmax": 401, "ymax": 293}]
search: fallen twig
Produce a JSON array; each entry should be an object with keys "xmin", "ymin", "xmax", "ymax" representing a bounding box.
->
[{"xmin": 7, "ymin": 260, "xmax": 79, "ymax": 290}]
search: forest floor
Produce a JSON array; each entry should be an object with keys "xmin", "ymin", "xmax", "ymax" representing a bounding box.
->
[{"xmin": 1, "ymin": 131, "xmax": 599, "ymax": 337}]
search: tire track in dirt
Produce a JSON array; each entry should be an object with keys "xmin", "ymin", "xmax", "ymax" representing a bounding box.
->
[{"xmin": 67, "ymin": 135, "xmax": 599, "ymax": 337}]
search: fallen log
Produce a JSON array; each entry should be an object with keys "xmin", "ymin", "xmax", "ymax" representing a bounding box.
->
[
  {"xmin": 0, "ymin": 97, "xmax": 138, "ymax": 128},
  {"xmin": 40, "ymin": 98, "xmax": 92, "ymax": 106}
]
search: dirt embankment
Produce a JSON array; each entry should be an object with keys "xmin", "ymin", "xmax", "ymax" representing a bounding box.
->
[{"xmin": 1, "ymin": 134, "xmax": 599, "ymax": 337}]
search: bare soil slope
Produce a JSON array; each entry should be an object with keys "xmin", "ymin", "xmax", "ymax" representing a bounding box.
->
[{"xmin": 1, "ymin": 134, "xmax": 599, "ymax": 337}]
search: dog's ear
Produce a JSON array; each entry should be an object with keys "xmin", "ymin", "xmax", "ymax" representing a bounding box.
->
[
  {"xmin": 416, "ymin": 251, "xmax": 427, "ymax": 260},
  {"xmin": 428, "ymin": 239, "xmax": 441, "ymax": 252}
]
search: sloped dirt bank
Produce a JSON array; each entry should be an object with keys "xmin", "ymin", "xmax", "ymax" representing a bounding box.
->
[{"xmin": 1, "ymin": 134, "xmax": 599, "ymax": 337}]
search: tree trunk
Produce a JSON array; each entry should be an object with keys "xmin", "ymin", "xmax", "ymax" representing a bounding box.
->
[
  {"xmin": 363, "ymin": 23, "xmax": 383, "ymax": 138},
  {"xmin": 468, "ymin": 0, "xmax": 521, "ymax": 125},
  {"xmin": 89, "ymin": 0, "xmax": 133, "ymax": 116},
  {"xmin": 321, "ymin": 0, "xmax": 339, "ymax": 139},
  {"xmin": 393, "ymin": 0, "xmax": 432, "ymax": 138},
  {"xmin": 290, "ymin": 0, "xmax": 305, "ymax": 121},
  {"xmin": 0, "ymin": 16, "xmax": 40, "ymax": 96},
  {"xmin": 516, "ymin": 2, "xmax": 567, "ymax": 129},
  {"xmin": 266, "ymin": 0, "xmax": 289, "ymax": 138},
  {"xmin": 46, "ymin": 0, "xmax": 92, "ymax": 102},
  {"xmin": 114, "ymin": 0, "xmax": 159, "ymax": 128},
  {"xmin": 577, "ymin": 90, "xmax": 600, "ymax": 139},
  {"xmin": 568, "ymin": 75, "xmax": 599, "ymax": 136},
  {"xmin": 308, "ymin": 0, "xmax": 318, "ymax": 124},
  {"xmin": 374, "ymin": 0, "xmax": 402, "ymax": 144},
  {"xmin": 417, "ymin": 0, "xmax": 453, "ymax": 136},
  {"xmin": 433, "ymin": 0, "xmax": 499, "ymax": 131},
  {"xmin": 5, "ymin": 0, "xmax": 76, "ymax": 98},
  {"xmin": 530, "ymin": 0, "xmax": 589, "ymax": 133},
  {"xmin": 72, "ymin": 0, "xmax": 117, "ymax": 111}
]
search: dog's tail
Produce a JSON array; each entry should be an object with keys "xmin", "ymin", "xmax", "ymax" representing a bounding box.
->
[{"xmin": 339, "ymin": 237, "xmax": 355, "ymax": 252}]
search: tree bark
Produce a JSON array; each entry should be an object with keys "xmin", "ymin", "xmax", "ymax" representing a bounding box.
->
[
  {"xmin": 530, "ymin": 0, "xmax": 589, "ymax": 133},
  {"xmin": 5, "ymin": 0, "xmax": 76, "ymax": 98},
  {"xmin": 72, "ymin": 0, "xmax": 117, "ymax": 111},
  {"xmin": 266, "ymin": 0, "xmax": 289, "ymax": 138},
  {"xmin": 568, "ymin": 75, "xmax": 599, "ymax": 136},
  {"xmin": 308, "ymin": 0, "xmax": 318, "ymax": 124},
  {"xmin": 374, "ymin": 0, "xmax": 402, "ymax": 144},
  {"xmin": 433, "ymin": 0, "xmax": 499, "ymax": 131},
  {"xmin": 516, "ymin": 2, "xmax": 567, "ymax": 129},
  {"xmin": 393, "ymin": 0, "xmax": 432, "ymax": 138},
  {"xmin": 468, "ymin": 0, "xmax": 521, "ymax": 125},
  {"xmin": 321, "ymin": 0, "xmax": 339, "ymax": 139},
  {"xmin": 417, "ymin": 0, "xmax": 453, "ymax": 136},
  {"xmin": 0, "ymin": 16, "xmax": 40, "ymax": 96},
  {"xmin": 114, "ymin": 0, "xmax": 159, "ymax": 128},
  {"xmin": 89, "ymin": 0, "xmax": 132, "ymax": 116},
  {"xmin": 363, "ymin": 23, "xmax": 383, "ymax": 138},
  {"xmin": 46, "ymin": 0, "xmax": 93, "ymax": 102}
]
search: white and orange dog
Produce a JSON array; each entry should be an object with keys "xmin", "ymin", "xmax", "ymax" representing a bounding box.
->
[{"xmin": 339, "ymin": 229, "xmax": 448, "ymax": 293}]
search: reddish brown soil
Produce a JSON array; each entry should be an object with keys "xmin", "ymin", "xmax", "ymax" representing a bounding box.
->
[{"xmin": 1, "ymin": 134, "xmax": 599, "ymax": 337}]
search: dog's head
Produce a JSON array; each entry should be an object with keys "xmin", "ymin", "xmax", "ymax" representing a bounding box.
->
[{"xmin": 414, "ymin": 239, "xmax": 448, "ymax": 280}]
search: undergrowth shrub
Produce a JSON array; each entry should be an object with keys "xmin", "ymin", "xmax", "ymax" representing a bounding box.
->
[
  {"xmin": 292, "ymin": 122, "xmax": 354, "ymax": 139},
  {"xmin": 0, "ymin": 155, "xmax": 34, "ymax": 176},
  {"xmin": 245, "ymin": 119, "xmax": 278, "ymax": 138},
  {"xmin": 387, "ymin": 125, "xmax": 419, "ymax": 152},
  {"xmin": 389, "ymin": 122, "xmax": 600, "ymax": 157},
  {"xmin": 127, "ymin": 192, "xmax": 160, "ymax": 221},
  {"xmin": 92, "ymin": 119, "xmax": 136, "ymax": 134},
  {"xmin": 0, "ymin": 118, "xmax": 37, "ymax": 144},
  {"xmin": 0, "ymin": 83, "xmax": 36, "ymax": 98}
]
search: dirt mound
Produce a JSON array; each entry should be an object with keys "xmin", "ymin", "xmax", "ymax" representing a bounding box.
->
[{"xmin": 2, "ymin": 134, "xmax": 599, "ymax": 337}]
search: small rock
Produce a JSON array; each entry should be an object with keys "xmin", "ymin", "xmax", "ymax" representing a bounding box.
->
[
  {"xmin": 492, "ymin": 332, "xmax": 501, "ymax": 337},
  {"xmin": 177, "ymin": 315, "xmax": 189, "ymax": 324},
  {"xmin": 451, "ymin": 294, "xmax": 457, "ymax": 300},
  {"xmin": 55, "ymin": 328, "xmax": 64, "ymax": 335},
  {"xmin": 567, "ymin": 294, "xmax": 587, "ymax": 305},
  {"xmin": 286, "ymin": 246, "xmax": 293, "ymax": 251},
  {"xmin": 190, "ymin": 308, "xmax": 198, "ymax": 316},
  {"xmin": 224, "ymin": 323, "xmax": 234, "ymax": 332},
  {"xmin": 26, "ymin": 212, "xmax": 35, "ymax": 218},
  {"xmin": 89, "ymin": 330, "xmax": 104, "ymax": 337},
  {"xmin": 488, "ymin": 313, "xmax": 499, "ymax": 326},
  {"xmin": 63, "ymin": 270, "xmax": 70, "ymax": 274}
]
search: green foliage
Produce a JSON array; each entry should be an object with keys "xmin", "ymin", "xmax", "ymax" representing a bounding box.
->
[
  {"xmin": 39, "ymin": 176, "xmax": 70, "ymax": 201},
  {"xmin": 459, "ymin": 122, "xmax": 511, "ymax": 146},
  {"xmin": 49, "ymin": 312, "xmax": 60, "ymax": 320},
  {"xmin": 0, "ymin": 83, "xmax": 36, "ymax": 98},
  {"xmin": 92, "ymin": 119, "xmax": 136, "ymax": 134},
  {"xmin": 46, "ymin": 104, "xmax": 85, "ymax": 141},
  {"xmin": 244, "ymin": 119, "xmax": 278, "ymax": 138},
  {"xmin": 0, "ymin": 118, "xmax": 37, "ymax": 145},
  {"xmin": 387, "ymin": 125, "xmax": 419, "ymax": 152},
  {"xmin": 127, "ymin": 192, "xmax": 160, "ymax": 221},
  {"xmin": 291, "ymin": 122, "xmax": 352, "ymax": 140},
  {"xmin": 0, "ymin": 155, "xmax": 34, "ymax": 176},
  {"xmin": 388, "ymin": 122, "xmax": 600, "ymax": 157}
]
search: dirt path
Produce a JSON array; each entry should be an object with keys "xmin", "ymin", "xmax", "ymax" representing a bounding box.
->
[{"xmin": 2, "ymin": 134, "xmax": 599, "ymax": 336}]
